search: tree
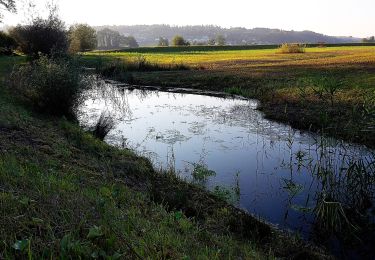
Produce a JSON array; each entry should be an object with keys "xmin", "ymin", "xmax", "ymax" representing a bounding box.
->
[
  {"xmin": 172, "ymin": 35, "xmax": 189, "ymax": 46},
  {"xmin": 68, "ymin": 24, "xmax": 97, "ymax": 53},
  {"xmin": 9, "ymin": 13, "xmax": 68, "ymax": 57},
  {"xmin": 96, "ymin": 29, "xmax": 139, "ymax": 49},
  {"xmin": 0, "ymin": 0, "xmax": 16, "ymax": 22},
  {"xmin": 362, "ymin": 36, "xmax": 375, "ymax": 43},
  {"xmin": 0, "ymin": 31, "xmax": 17, "ymax": 54},
  {"xmin": 216, "ymin": 34, "xmax": 226, "ymax": 46},
  {"xmin": 207, "ymin": 38, "xmax": 215, "ymax": 46},
  {"xmin": 122, "ymin": 35, "xmax": 138, "ymax": 48},
  {"xmin": 97, "ymin": 28, "xmax": 121, "ymax": 50},
  {"xmin": 157, "ymin": 37, "xmax": 169, "ymax": 47}
]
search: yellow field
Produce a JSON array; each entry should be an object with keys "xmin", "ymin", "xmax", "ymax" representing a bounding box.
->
[{"xmin": 87, "ymin": 46, "xmax": 375, "ymax": 69}]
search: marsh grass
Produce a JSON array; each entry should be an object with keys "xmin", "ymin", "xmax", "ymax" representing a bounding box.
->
[
  {"xmin": 285, "ymin": 134, "xmax": 375, "ymax": 244},
  {"xmin": 224, "ymin": 86, "xmax": 248, "ymax": 96},
  {"xmin": 91, "ymin": 112, "xmax": 115, "ymax": 140}
]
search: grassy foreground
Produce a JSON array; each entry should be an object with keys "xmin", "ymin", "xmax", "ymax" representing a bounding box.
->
[
  {"xmin": 85, "ymin": 45, "xmax": 375, "ymax": 147},
  {"xmin": 0, "ymin": 57, "xmax": 330, "ymax": 259}
]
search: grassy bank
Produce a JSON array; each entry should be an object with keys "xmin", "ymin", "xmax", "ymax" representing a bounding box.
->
[
  {"xmin": 84, "ymin": 46, "xmax": 375, "ymax": 147},
  {"xmin": 0, "ymin": 57, "xmax": 330, "ymax": 258}
]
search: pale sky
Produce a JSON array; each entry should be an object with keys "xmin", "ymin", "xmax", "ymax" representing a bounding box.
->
[{"xmin": 2, "ymin": 0, "xmax": 374, "ymax": 37}]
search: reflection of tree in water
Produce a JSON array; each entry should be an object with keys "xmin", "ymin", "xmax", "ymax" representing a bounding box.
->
[{"xmin": 93, "ymin": 80, "xmax": 133, "ymax": 119}]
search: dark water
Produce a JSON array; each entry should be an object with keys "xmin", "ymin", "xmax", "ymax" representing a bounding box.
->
[{"xmin": 79, "ymin": 81, "xmax": 375, "ymax": 258}]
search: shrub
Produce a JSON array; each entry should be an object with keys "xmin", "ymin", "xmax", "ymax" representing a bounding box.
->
[
  {"xmin": 9, "ymin": 14, "xmax": 68, "ymax": 57},
  {"xmin": 277, "ymin": 43, "xmax": 305, "ymax": 54},
  {"xmin": 9, "ymin": 56, "xmax": 88, "ymax": 119},
  {"xmin": 0, "ymin": 31, "xmax": 17, "ymax": 55},
  {"xmin": 157, "ymin": 37, "xmax": 169, "ymax": 47},
  {"xmin": 172, "ymin": 35, "xmax": 190, "ymax": 46}
]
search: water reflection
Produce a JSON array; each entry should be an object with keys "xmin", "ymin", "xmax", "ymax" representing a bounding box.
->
[{"xmin": 78, "ymin": 80, "xmax": 375, "ymax": 258}]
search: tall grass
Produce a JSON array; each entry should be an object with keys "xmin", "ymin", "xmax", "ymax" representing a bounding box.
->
[
  {"xmin": 91, "ymin": 112, "xmax": 115, "ymax": 140},
  {"xmin": 95, "ymin": 57, "xmax": 189, "ymax": 83}
]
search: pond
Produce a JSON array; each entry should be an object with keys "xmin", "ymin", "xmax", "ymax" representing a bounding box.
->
[{"xmin": 78, "ymin": 79, "xmax": 375, "ymax": 258}]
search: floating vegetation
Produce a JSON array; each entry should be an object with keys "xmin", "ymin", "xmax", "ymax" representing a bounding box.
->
[{"xmin": 154, "ymin": 130, "xmax": 191, "ymax": 145}]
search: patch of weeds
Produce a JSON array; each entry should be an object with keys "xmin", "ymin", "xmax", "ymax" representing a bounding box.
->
[
  {"xmin": 224, "ymin": 86, "xmax": 246, "ymax": 96},
  {"xmin": 96, "ymin": 57, "xmax": 190, "ymax": 83},
  {"xmin": 213, "ymin": 186, "xmax": 233, "ymax": 202},
  {"xmin": 310, "ymin": 75, "xmax": 343, "ymax": 106},
  {"xmin": 277, "ymin": 43, "xmax": 306, "ymax": 54}
]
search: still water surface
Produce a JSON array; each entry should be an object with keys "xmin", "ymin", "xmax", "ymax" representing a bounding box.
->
[{"xmin": 79, "ymin": 80, "xmax": 375, "ymax": 258}]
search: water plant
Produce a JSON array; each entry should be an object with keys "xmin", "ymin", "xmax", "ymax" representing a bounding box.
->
[
  {"xmin": 191, "ymin": 163, "xmax": 216, "ymax": 183},
  {"xmin": 310, "ymin": 75, "xmax": 342, "ymax": 106}
]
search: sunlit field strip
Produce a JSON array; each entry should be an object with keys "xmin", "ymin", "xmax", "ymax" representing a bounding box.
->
[{"xmin": 86, "ymin": 46, "xmax": 375, "ymax": 68}]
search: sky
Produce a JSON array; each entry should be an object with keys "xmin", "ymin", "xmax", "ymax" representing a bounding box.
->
[{"xmin": 1, "ymin": 0, "xmax": 374, "ymax": 37}]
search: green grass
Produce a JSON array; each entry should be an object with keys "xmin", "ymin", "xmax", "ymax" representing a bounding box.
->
[
  {"xmin": 84, "ymin": 46, "xmax": 375, "ymax": 147},
  {"xmin": 0, "ymin": 56, "xmax": 329, "ymax": 259}
]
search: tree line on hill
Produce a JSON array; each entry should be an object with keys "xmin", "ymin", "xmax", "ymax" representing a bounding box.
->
[
  {"xmin": 0, "ymin": 0, "xmax": 369, "ymax": 52},
  {"xmin": 362, "ymin": 36, "xmax": 375, "ymax": 43},
  {"xmin": 95, "ymin": 24, "xmax": 362, "ymax": 47}
]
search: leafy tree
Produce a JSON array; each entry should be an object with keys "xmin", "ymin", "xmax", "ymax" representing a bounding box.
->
[
  {"xmin": 97, "ymin": 28, "xmax": 121, "ymax": 49},
  {"xmin": 122, "ymin": 35, "xmax": 138, "ymax": 48},
  {"xmin": 0, "ymin": 0, "xmax": 16, "ymax": 22},
  {"xmin": 215, "ymin": 34, "xmax": 226, "ymax": 46},
  {"xmin": 157, "ymin": 37, "xmax": 169, "ymax": 47},
  {"xmin": 68, "ymin": 24, "xmax": 97, "ymax": 53},
  {"xmin": 207, "ymin": 38, "xmax": 215, "ymax": 46},
  {"xmin": 96, "ymin": 29, "xmax": 139, "ymax": 49},
  {"xmin": 0, "ymin": 31, "xmax": 17, "ymax": 54},
  {"xmin": 172, "ymin": 35, "xmax": 189, "ymax": 46},
  {"xmin": 9, "ymin": 13, "xmax": 68, "ymax": 57}
]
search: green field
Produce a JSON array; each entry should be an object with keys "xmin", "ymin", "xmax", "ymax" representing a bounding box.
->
[{"xmin": 85, "ymin": 45, "xmax": 375, "ymax": 147}]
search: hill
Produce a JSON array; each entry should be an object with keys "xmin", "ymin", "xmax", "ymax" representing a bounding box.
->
[{"xmin": 94, "ymin": 24, "xmax": 361, "ymax": 46}]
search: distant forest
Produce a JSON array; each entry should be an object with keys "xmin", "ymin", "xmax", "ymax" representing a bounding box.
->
[{"xmin": 95, "ymin": 25, "xmax": 360, "ymax": 47}]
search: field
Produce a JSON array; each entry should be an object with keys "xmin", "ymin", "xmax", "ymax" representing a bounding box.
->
[{"xmin": 85, "ymin": 45, "xmax": 375, "ymax": 147}]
